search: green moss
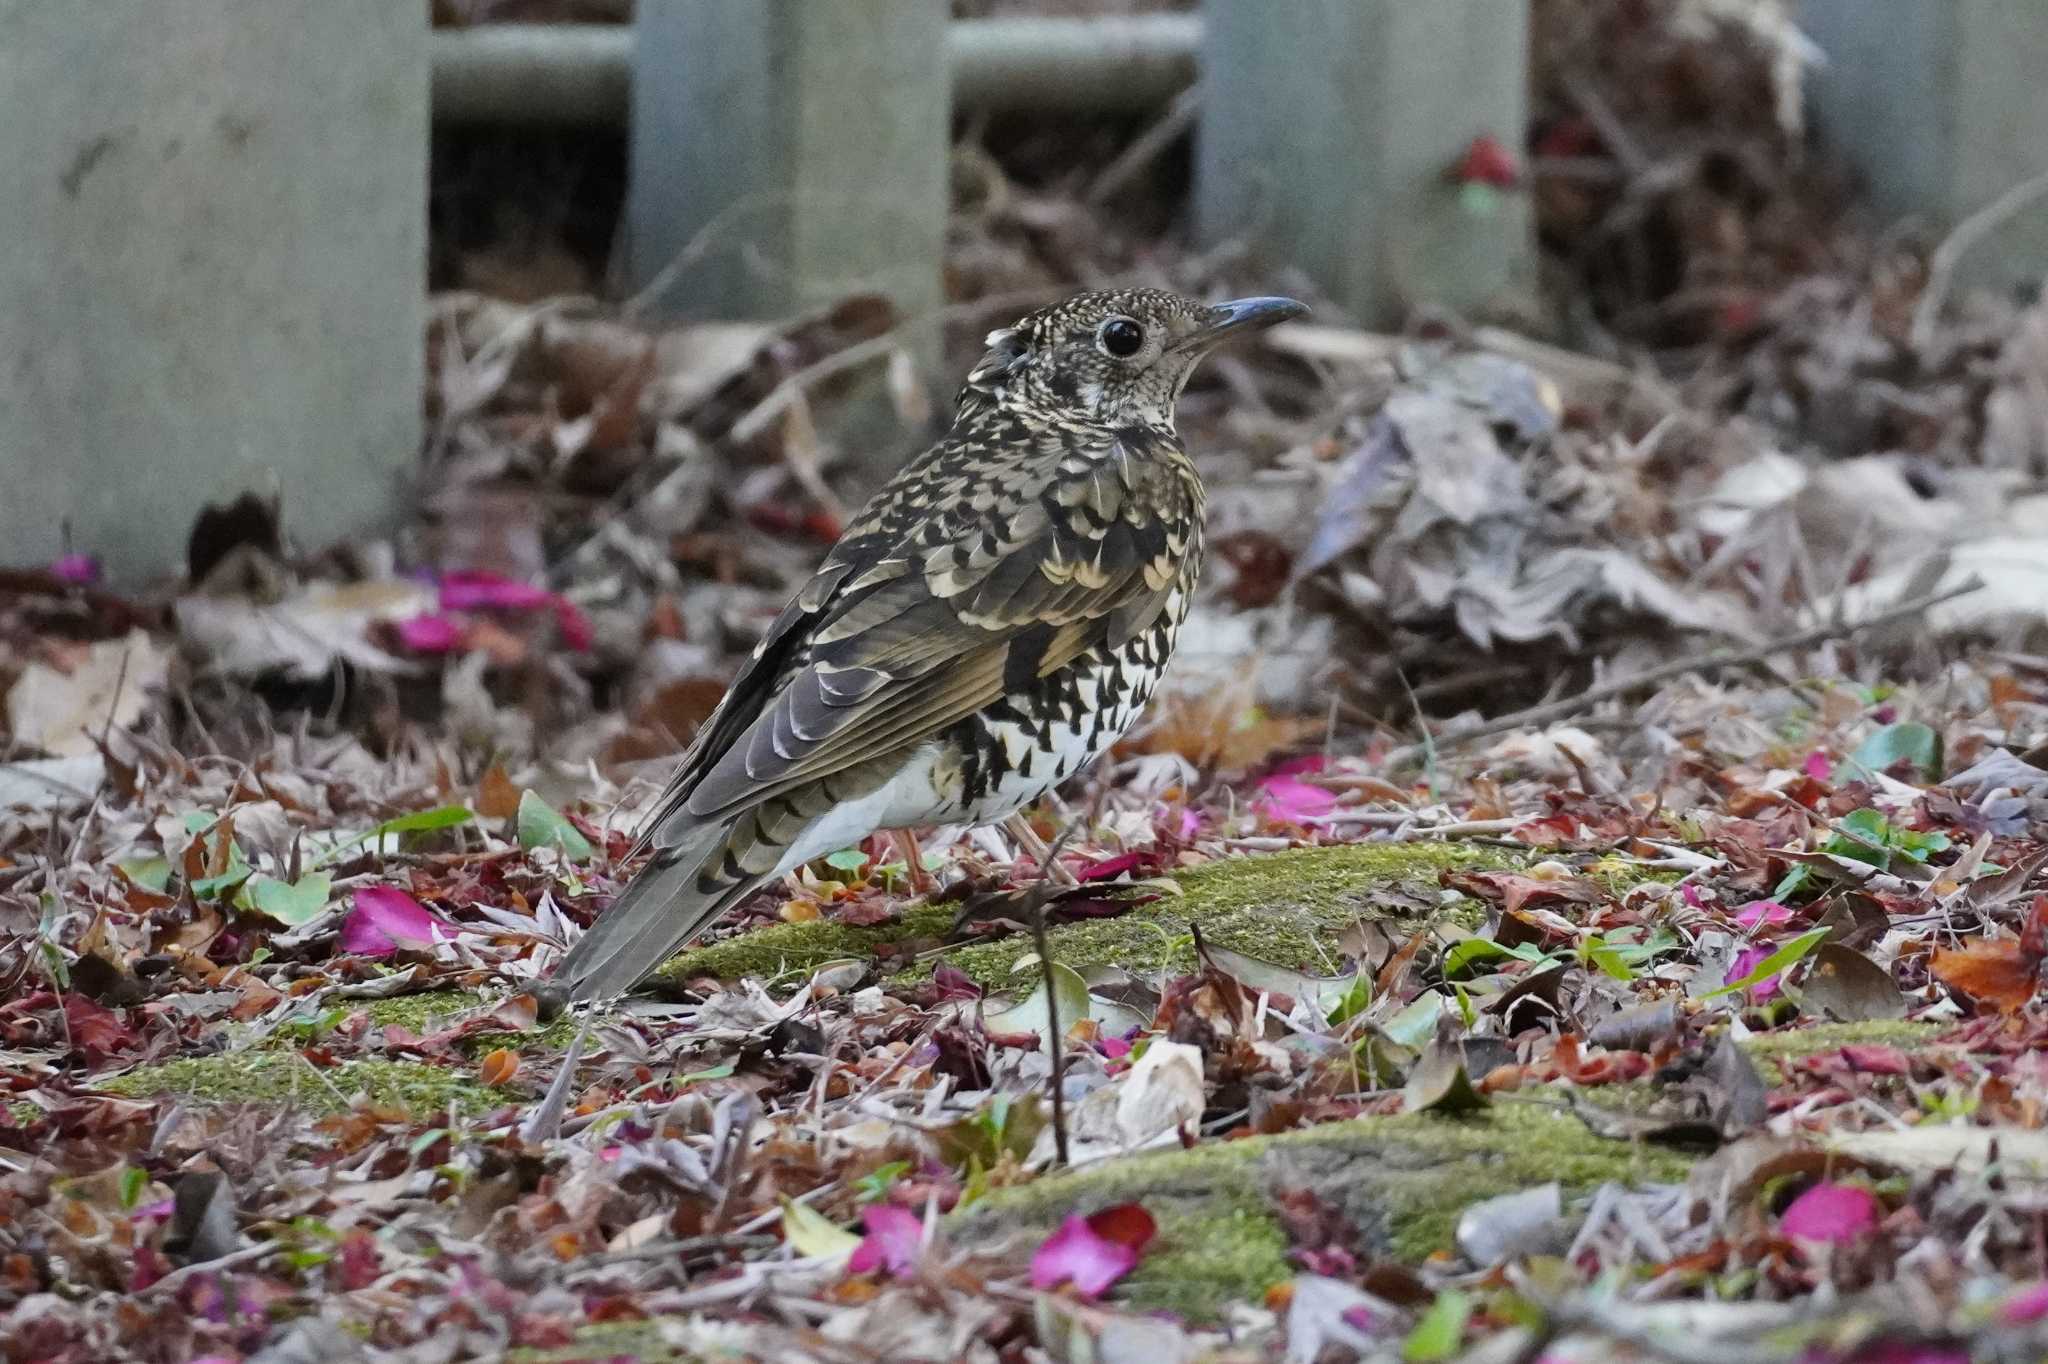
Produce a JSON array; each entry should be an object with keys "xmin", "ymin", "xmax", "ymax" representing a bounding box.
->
[
  {"xmin": 927, "ymin": 841, "xmax": 1520, "ymax": 988},
  {"xmin": 952, "ymin": 1097, "xmax": 1691, "ymax": 1316},
  {"xmin": 271, "ymin": 990, "xmax": 588, "ymax": 1057},
  {"xmin": 1738, "ymin": 1019, "xmax": 1945, "ymax": 1083},
  {"xmin": 654, "ymin": 843, "xmax": 1527, "ymax": 991},
  {"xmin": 103, "ymin": 1053, "xmax": 504, "ymax": 1117},
  {"xmin": 1125, "ymin": 1203, "xmax": 1293, "ymax": 1319},
  {"xmin": 508, "ymin": 1318, "xmax": 693, "ymax": 1363},
  {"xmin": 656, "ymin": 901, "xmax": 961, "ymax": 985}
]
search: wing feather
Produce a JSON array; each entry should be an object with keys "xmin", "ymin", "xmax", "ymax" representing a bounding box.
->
[{"xmin": 642, "ymin": 427, "xmax": 1198, "ymax": 836}]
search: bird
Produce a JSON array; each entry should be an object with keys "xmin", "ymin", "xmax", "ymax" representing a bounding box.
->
[{"xmin": 557, "ymin": 287, "xmax": 1307, "ymax": 1001}]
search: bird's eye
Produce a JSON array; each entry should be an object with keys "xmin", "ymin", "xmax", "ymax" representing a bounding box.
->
[{"xmin": 1098, "ymin": 317, "xmax": 1145, "ymax": 358}]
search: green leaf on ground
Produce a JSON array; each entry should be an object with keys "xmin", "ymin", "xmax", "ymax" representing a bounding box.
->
[
  {"xmin": 246, "ymin": 872, "xmax": 333, "ymax": 927},
  {"xmin": 517, "ymin": 790, "xmax": 594, "ymax": 862}
]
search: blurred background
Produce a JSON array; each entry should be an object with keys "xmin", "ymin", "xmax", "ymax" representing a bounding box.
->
[{"xmin": 3, "ymin": 0, "xmax": 2046, "ymax": 790}]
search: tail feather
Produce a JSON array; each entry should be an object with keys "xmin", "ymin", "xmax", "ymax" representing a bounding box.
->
[{"xmin": 558, "ymin": 819, "xmax": 761, "ymax": 1001}]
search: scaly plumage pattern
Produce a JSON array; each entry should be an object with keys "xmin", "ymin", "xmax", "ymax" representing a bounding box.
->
[{"xmin": 558, "ymin": 287, "xmax": 1306, "ymax": 999}]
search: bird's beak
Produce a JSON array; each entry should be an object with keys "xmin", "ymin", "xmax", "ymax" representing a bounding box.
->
[{"xmin": 1174, "ymin": 295, "xmax": 1309, "ymax": 352}]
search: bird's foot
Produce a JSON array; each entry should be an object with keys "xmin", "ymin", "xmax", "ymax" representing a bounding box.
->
[
  {"xmin": 892, "ymin": 828, "xmax": 935, "ymax": 895},
  {"xmin": 1003, "ymin": 812, "xmax": 1079, "ymax": 887}
]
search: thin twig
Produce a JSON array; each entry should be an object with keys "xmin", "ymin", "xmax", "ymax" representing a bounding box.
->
[
  {"xmin": 1911, "ymin": 171, "xmax": 2048, "ymax": 352},
  {"xmin": 1440, "ymin": 576, "xmax": 1983, "ymax": 746},
  {"xmin": 1085, "ymin": 83, "xmax": 1201, "ymax": 205},
  {"xmin": 1028, "ymin": 817, "xmax": 1088, "ymax": 1167},
  {"xmin": 728, "ymin": 288, "xmax": 1060, "ymax": 448}
]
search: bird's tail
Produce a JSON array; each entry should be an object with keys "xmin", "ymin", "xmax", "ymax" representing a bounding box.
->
[{"xmin": 557, "ymin": 817, "xmax": 764, "ymax": 1002}]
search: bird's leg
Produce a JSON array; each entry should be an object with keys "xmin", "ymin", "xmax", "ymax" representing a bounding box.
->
[
  {"xmin": 1004, "ymin": 812, "xmax": 1079, "ymax": 887},
  {"xmin": 892, "ymin": 828, "xmax": 934, "ymax": 895}
]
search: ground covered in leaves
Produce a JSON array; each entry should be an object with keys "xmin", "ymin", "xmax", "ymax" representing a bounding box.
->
[
  {"xmin": 8, "ymin": 2, "xmax": 2048, "ymax": 1361},
  {"xmin": 6, "ymin": 659, "xmax": 2048, "ymax": 1363}
]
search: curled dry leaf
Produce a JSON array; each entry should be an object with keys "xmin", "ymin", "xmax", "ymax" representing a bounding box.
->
[{"xmin": 478, "ymin": 1048, "xmax": 520, "ymax": 1086}]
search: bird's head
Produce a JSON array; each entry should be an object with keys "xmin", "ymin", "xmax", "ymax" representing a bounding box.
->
[{"xmin": 960, "ymin": 288, "xmax": 1307, "ymax": 432}]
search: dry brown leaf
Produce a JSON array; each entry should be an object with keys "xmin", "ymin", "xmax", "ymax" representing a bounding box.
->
[
  {"xmin": 1929, "ymin": 938, "xmax": 2039, "ymax": 1014},
  {"xmin": 477, "ymin": 765, "xmax": 523, "ymax": 821},
  {"xmin": 478, "ymin": 1048, "xmax": 520, "ymax": 1087}
]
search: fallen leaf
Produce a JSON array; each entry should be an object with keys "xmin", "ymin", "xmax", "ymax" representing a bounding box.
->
[
  {"xmin": 1403, "ymin": 1027, "xmax": 1489, "ymax": 1116},
  {"xmin": 246, "ymin": 872, "xmax": 333, "ymax": 928},
  {"xmin": 1454, "ymin": 1183, "xmax": 1564, "ymax": 1265},
  {"xmin": 1800, "ymin": 943, "xmax": 1906, "ymax": 1022},
  {"xmin": 5, "ymin": 630, "xmax": 168, "ymax": 757},
  {"xmin": 477, "ymin": 765, "xmax": 523, "ymax": 820},
  {"xmin": 478, "ymin": 1048, "xmax": 520, "ymax": 1086},
  {"xmin": 1930, "ymin": 938, "xmax": 2038, "ymax": 1014},
  {"xmin": 517, "ymin": 790, "xmax": 595, "ymax": 862},
  {"xmin": 782, "ymin": 1199, "xmax": 860, "ymax": 1260}
]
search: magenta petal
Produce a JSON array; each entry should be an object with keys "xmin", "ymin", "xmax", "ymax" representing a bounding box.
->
[
  {"xmin": 50, "ymin": 553, "xmax": 102, "ymax": 585},
  {"xmin": 396, "ymin": 614, "xmax": 467, "ymax": 653},
  {"xmin": 1725, "ymin": 943, "xmax": 1783, "ymax": 1000},
  {"xmin": 438, "ymin": 570, "xmax": 554, "ymax": 612},
  {"xmin": 848, "ymin": 1204, "xmax": 923, "ymax": 1277},
  {"xmin": 2002, "ymin": 1281, "xmax": 2048, "ymax": 1325},
  {"xmin": 1030, "ymin": 1214, "xmax": 1137, "ymax": 1297},
  {"xmin": 1256, "ymin": 775, "xmax": 1337, "ymax": 822},
  {"xmin": 1804, "ymin": 750, "xmax": 1833, "ymax": 780},
  {"xmin": 1734, "ymin": 899, "xmax": 1792, "ymax": 929},
  {"xmin": 342, "ymin": 886, "xmax": 457, "ymax": 957},
  {"xmin": 1781, "ymin": 1181, "xmax": 1880, "ymax": 1244}
]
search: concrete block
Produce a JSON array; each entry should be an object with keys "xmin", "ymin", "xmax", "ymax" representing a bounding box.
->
[
  {"xmin": 1197, "ymin": 0, "xmax": 1535, "ymax": 326},
  {"xmin": 0, "ymin": 0, "xmax": 427, "ymax": 583},
  {"xmin": 626, "ymin": 0, "xmax": 948, "ymax": 327},
  {"xmin": 1803, "ymin": 0, "xmax": 2048, "ymax": 290}
]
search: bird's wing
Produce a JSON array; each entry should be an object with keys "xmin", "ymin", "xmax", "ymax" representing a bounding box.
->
[{"xmin": 638, "ymin": 425, "xmax": 1196, "ymax": 836}]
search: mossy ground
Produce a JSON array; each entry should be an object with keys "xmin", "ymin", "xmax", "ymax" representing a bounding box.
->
[
  {"xmin": 102, "ymin": 1053, "xmax": 506, "ymax": 1117},
  {"xmin": 952, "ymin": 1098, "xmax": 1693, "ymax": 1319},
  {"xmin": 1736, "ymin": 1018, "xmax": 1945, "ymax": 1083},
  {"xmin": 507, "ymin": 1318, "xmax": 693, "ymax": 1363},
  {"xmin": 660, "ymin": 841, "xmax": 1527, "ymax": 992}
]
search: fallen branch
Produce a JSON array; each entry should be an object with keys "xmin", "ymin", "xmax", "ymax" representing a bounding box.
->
[{"xmin": 1438, "ymin": 576, "xmax": 1984, "ymax": 746}]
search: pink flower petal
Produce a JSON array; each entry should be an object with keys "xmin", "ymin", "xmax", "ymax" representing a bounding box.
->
[
  {"xmin": 1256, "ymin": 775, "xmax": 1337, "ymax": 823},
  {"xmin": 1177, "ymin": 808, "xmax": 1202, "ymax": 840},
  {"xmin": 341, "ymin": 886, "xmax": 458, "ymax": 957},
  {"xmin": 50, "ymin": 553, "xmax": 101, "ymax": 586},
  {"xmin": 1029, "ymin": 1204, "xmax": 1156, "ymax": 1297},
  {"xmin": 1803, "ymin": 750, "xmax": 1834, "ymax": 781},
  {"xmin": 1077, "ymin": 851, "xmax": 1146, "ymax": 882},
  {"xmin": 2001, "ymin": 1281, "xmax": 2048, "ymax": 1325},
  {"xmin": 1734, "ymin": 899, "xmax": 1792, "ymax": 929},
  {"xmin": 1781, "ymin": 1181, "xmax": 1880, "ymax": 1244},
  {"xmin": 438, "ymin": 570, "xmax": 554, "ymax": 612},
  {"xmin": 1725, "ymin": 943, "xmax": 1784, "ymax": 1001},
  {"xmin": 396, "ymin": 614, "xmax": 467, "ymax": 654},
  {"xmin": 1681, "ymin": 882, "xmax": 1705, "ymax": 909},
  {"xmin": 847, "ymin": 1204, "xmax": 923, "ymax": 1277}
]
